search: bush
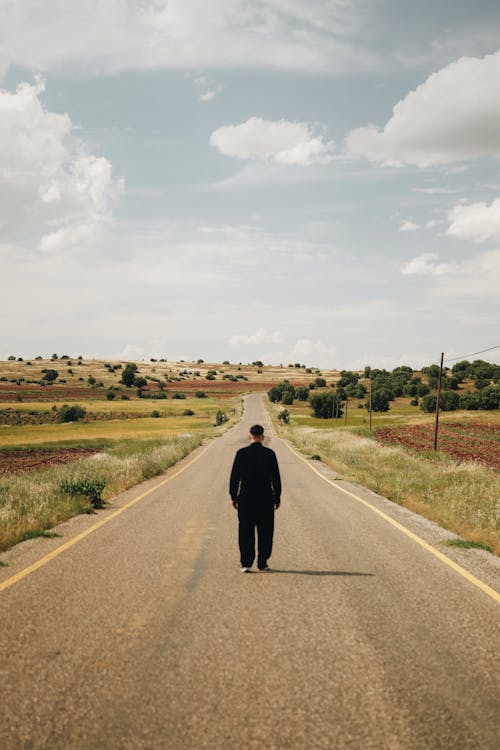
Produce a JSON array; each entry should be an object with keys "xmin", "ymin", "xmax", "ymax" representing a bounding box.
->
[
  {"xmin": 172, "ymin": 393, "xmax": 186, "ymax": 399},
  {"xmin": 182, "ymin": 409, "xmax": 195, "ymax": 416},
  {"xmin": 43, "ymin": 369, "xmax": 59, "ymax": 383},
  {"xmin": 58, "ymin": 404, "xmax": 87, "ymax": 422},
  {"xmin": 215, "ymin": 409, "xmax": 228, "ymax": 425},
  {"xmin": 195, "ymin": 391, "xmax": 207, "ymax": 398},
  {"xmin": 151, "ymin": 410, "xmax": 161, "ymax": 418},
  {"xmin": 278, "ymin": 409, "xmax": 290, "ymax": 424},
  {"xmin": 106, "ymin": 391, "xmax": 116, "ymax": 400},
  {"xmin": 60, "ymin": 478, "xmax": 105, "ymax": 509},
  {"xmin": 121, "ymin": 394, "xmax": 130, "ymax": 400},
  {"xmin": 134, "ymin": 376, "xmax": 147, "ymax": 388}
]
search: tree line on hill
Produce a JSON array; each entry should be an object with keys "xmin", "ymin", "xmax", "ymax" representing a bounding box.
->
[{"xmin": 268, "ymin": 360, "xmax": 500, "ymax": 417}]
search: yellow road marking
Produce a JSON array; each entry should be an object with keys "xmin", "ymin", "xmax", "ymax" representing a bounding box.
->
[
  {"xmin": 0, "ymin": 441, "xmax": 214, "ymax": 595},
  {"xmin": 282, "ymin": 438, "xmax": 500, "ymax": 605}
]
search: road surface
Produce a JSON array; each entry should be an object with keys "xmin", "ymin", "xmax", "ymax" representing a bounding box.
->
[{"xmin": 0, "ymin": 394, "xmax": 498, "ymax": 749}]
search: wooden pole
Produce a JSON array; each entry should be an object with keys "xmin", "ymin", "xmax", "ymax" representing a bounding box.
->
[
  {"xmin": 369, "ymin": 372, "xmax": 373, "ymax": 432},
  {"xmin": 433, "ymin": 352, "xmax": 444, "ymax": 451}
]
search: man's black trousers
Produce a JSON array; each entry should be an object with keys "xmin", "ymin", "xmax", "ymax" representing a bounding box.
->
[{"xmin": 238, "ymin": 502, "xmax": 274, "ymax": 569}]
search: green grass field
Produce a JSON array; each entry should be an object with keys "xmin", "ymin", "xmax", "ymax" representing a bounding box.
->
[{"xmin": 0, "ymin": 396, "xmax": 240, "ymax": 449}]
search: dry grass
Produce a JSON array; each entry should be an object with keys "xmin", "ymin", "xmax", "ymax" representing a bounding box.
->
[
  {"xmin": 268, "ymin": 404, "xmax": 500, "ymax": 555},
  {"xmin": 0, "ymin": 433, "xmax": 204, "ymax": 552}
]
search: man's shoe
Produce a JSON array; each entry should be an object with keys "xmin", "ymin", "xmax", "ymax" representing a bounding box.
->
[
  {"xmin": 240, "ymin": 567, "xmax": 251, "ymax": 573},
  {"xmin": 259, "ymin": 565, "xmax": 271, "ymax": 572}
]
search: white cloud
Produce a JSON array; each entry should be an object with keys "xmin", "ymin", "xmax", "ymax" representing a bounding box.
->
[
  {"xmin": 401, "ymin": 253, "xmax": 453, "ymax": 276},
  {"xmin": 0, "ymin": 79, "xmax": 123, "ymax": 252},
  {"xmin": 346, "ymin": 49, "xmax": 500, "ymax": 167},
  {"xmin": 229, "ymin": 329, "xmax": 284, "ymax": 345},
  {"xmin": 447, "ymin": 197, "xmax": 500, "ymax": 242},
  {"xmin": 399, "ymin": 220, "xmax": 419, "ymax": 232},
  {"xmin": 0, "ymin": 0, "xmax": 375, "ymax": 76},
  {"xmin": 191, "ymin": 74, "xmax": 223, "ymax": 102},
  {"xmin": 413, "ymin": 187, "xmax": 459, "ymax": 195},
  {"xmin": 291, "ymin": 338, "xmax": 336, "ymax": 359},
  {"xmin": 210, "ymin": 117, "xmax": 335, "ymax": 166}
]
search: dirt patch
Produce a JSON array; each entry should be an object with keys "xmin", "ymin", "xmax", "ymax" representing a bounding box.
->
[
  {"xmin": 375, "ymin": 422, "xmax": 500, "ymax": 469},
  {"xmin": 0, "ymin": 448, "xmax": 100, "ymax": 475}
]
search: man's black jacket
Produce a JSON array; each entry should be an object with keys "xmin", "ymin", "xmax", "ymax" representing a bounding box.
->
[{"xmin": 230, "ymin": 442, "xmax": 281, "ymax": 505}]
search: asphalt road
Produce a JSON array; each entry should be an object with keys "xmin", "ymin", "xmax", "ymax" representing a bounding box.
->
[{"xmin": 0, "ymin": 394, "xmax": 498, "ymax": 749}]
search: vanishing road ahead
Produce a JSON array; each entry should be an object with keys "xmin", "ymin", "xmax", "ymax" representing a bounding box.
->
[{"xmin": 1, "ymin": 394, "xmax": 499, "ymax": 749}]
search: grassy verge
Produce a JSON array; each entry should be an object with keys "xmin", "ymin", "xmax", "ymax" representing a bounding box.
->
[
  {"xmin": 267, "ymin": 402, "xmax": 500, "ymax": 555},
  {"xmin": 0, "ymin": 396, "xmax": 243, "ymax": 553},
  {"xmin": 0, "ymin": 434, "xmax": 204, "ymax": 552}
]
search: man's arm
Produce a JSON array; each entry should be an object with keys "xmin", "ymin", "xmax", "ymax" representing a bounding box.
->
[
  {"xmin": 271, "ymin": 451, "xmax": 281, "ymax": 508},
  {"xmin": 229, "ymin": 450, "xmax": 242, "ymax": 508}
]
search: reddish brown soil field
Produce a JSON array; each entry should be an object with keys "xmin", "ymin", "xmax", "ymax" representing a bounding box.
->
[
  {"xmin": 375, "ymin": 422, "xmax": 500, "ymax": 469},
  {"xmin": 0, "ymin": 448, "xmax": 100, "ymax": 475}
]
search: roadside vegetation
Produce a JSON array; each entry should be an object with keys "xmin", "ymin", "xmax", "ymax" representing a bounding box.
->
[
  {"xmin": 0, "ymin": 434, "xmax": 206, "ymax": 551},
  {"xmin": 267, "ymin": 401, "xmax": 499, "ymax": 555}
]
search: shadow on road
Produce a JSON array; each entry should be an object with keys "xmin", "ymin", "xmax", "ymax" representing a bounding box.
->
[{"xmin": 268, "ymin": 570, "xmax": 374, "ymax": 577}]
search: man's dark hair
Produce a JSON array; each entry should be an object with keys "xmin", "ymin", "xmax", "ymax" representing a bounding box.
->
[{"xmin": 250, "ymin": 424, "xmax": 264, "ymax": 437}]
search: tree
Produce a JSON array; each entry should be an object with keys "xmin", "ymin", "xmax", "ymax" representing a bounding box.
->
[
  {"xmin": 58, "ymin": 404, "xmax": 86, "ymax": 422},
  {"xmin": 309, "ymin": 392, "xmax": 343, "ymax": 419},
  {"xmin": 295, "ymin": 386, "xmax": 309, "ymax": 401},
  {"xmin": 278, "ymin": 409, "xmax": 290, "ymax": 424},
  {"xmin": 369, "ymin": 389, "xmax": 391, "ymax": 412},
  {"xmin": 121, "ymin": 363, "xmax": 138, "ymax": 387},
  {"xmin": 43, "ymin": 369, "xmax": 59, "ymax": 383},
  {"xmin": 134, "ymin": 376, "xmax": 147, "ymax": 388}
]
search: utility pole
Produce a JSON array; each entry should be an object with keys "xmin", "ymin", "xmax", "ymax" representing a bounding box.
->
[
  {"xmin": 369, "ymin": 372, "xmax": 373, "ymax": 432},
  {"xmin": 433, "ymin": 352, "xmax": 444, "ymax": 451}
]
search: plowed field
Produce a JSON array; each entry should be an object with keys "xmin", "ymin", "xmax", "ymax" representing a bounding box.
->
[
  {"xmin": 0, "ymin": 448, "xmax": 99, "ymax": 475},
  {"xmin": 375, "ymin": 422, "xmax": 500, "ymax": 469}
]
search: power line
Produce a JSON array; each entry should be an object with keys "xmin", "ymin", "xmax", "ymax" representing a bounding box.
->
[{"xmin": 443, "ymin": 344, "xmax": 500, "ymax": 364}]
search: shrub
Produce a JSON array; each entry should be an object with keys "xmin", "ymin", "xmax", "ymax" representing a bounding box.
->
[
  {"xmin": 215, "ymin": 409, "xmax": 228, "ymax": 425},
  {"xmin": 151, "ymin": 410, "xmax": 161, "ymax": 418},
  {"xmin": 43, "ymin": 369, "xmax": 59, "ymax": 383},
  {"xmin": 278, "ymin": 409, "xmax": 290, "ymax": 424},
  {"xmin": 88, "ymin": 375, "xmax": 96, "ymax": 385},
  {"xmin": 121, "ymin": 394, "xmax": 130, "ymax": 400},
  {"xmin": 60, "ymin": 478, "xmax": 105, "ymax": 509},
  {"xmin": 182, "ymin": 409, "xmax": 195, "ymax": 416},
  {"xmin": 134, "ymin": 376, "xmax": 147, "ymax": 388},
  {"xmin": 106, "ymin": 391, "xmax": 116, "ymax": 400},
  {"xmin": 196, "ymin": 391, "xmax": 207, "ymax": 398},
  {"xmin": 58, "ymin": 404, "xmax": 87, "ymax": 422},
  {"xmin": 172, "ymin": 393, "xmax": 186, "ymax": 399}
]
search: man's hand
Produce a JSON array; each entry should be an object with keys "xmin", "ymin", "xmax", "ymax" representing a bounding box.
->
[
  {"xmin": 232, "ymin": 500, "xmax": 238, "ymax": 510},
  {"xmin": 274, "ymin": 501, "xmax": 280, "ymax": 510}
]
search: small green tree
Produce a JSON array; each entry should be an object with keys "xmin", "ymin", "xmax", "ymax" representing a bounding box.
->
[
  {"xmin": 58, "ymin": 404, "xmax": 87, "ymax": 422},
  {"xmin": 121, "ymin": 363, "xmax": 138, "ymax": 387}
]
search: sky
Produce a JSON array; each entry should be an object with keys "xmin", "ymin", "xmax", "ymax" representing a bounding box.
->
[{"xmin": 1, "ymin": 0, "xmax": 500, "ymax": 369}]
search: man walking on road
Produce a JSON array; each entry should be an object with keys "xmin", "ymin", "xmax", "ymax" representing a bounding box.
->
[{"xmin": 230, "ymin": 424, "xmax": 281, "ymax": 573}]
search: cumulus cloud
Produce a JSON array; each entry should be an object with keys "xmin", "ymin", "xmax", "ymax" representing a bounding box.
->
[
  {"xmin": 291, "ymin": 338, "xmax": 336, "ymax": 359},
  {"xmin": 229, "ymin": 329, "xmax": 284, "ymax": 345},
  {"xmin": 0, "ymin": 78, "xmax": 123, "ymax": 252},
  {"xmin": 447, "ymin": 197, "xmax": 500, "ymax": 242},
  {"xmin": 0, "ymin": 0, "xmax": 374, "ymax": 76},
  {"xmin": 401, "ymin": 253, "xmax": 453, "ymax": 276},
  {"xmin": 210, "ymin": 117, "xmax": 335, "ymax": 166},
  {"xmin": 399, "ymin": 220, "xmax": 419, "ymax": 232},
  {"xmin": 346, "ymin": 49, "xmax": 500, "ymax": 167}
]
